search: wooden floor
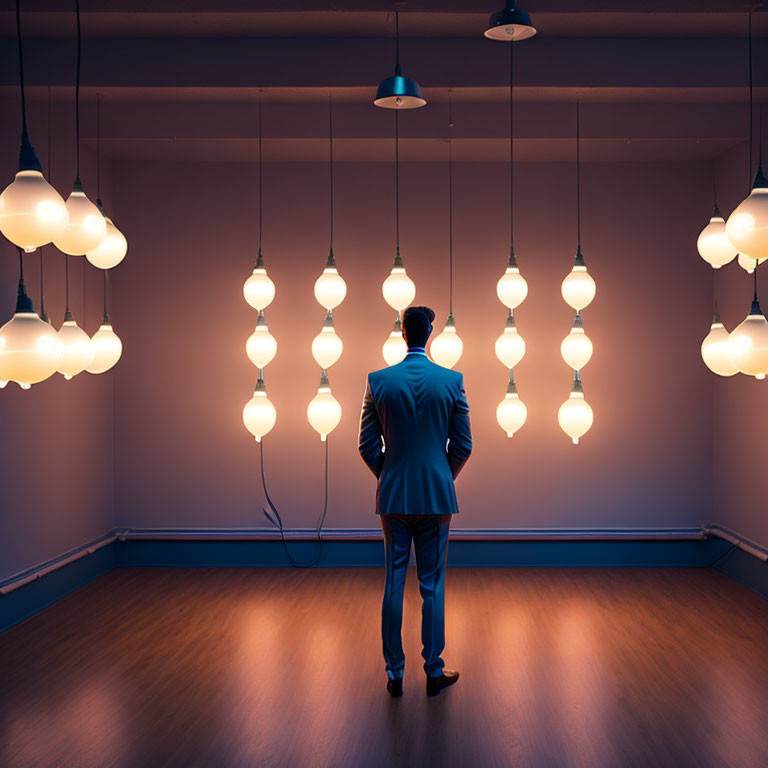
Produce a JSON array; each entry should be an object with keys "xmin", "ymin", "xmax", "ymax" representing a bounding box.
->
[{"xmin": 1, "ymin": 567, "xmax": 767, "ymax": 768}]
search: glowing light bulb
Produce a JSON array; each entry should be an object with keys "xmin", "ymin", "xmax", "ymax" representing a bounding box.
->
[
  {"xmin": 496, "ymin": 372, "xmax": 527, "ymax": 437},
  {"xmin": 0, "ymin": 167, "xmax": 68, "ymax": 251},
  {"xmin": 86, "ymin": 315, "xmax": 122, "ymax": 374},
  {"xmin": 85, "ymin": 204, "xmax": 127, "ymax": 269},
  {"xmin": 382, "ymin": 249, "xmax": 416, "ymax": 311},
  {"xmin": 314, "ymin": 250, "xmax": 347, "ymax": 310},
  {"xmin": 52, "ymin": 179, "xmax": 107, "ymax": 256},
  {"xmin": 246, "ymin": 311, "xmax": 277, "ymax": 369},
  {"xmin": 243, "ymin": 374, "xmax": 277, "ymax": 442},
  {"xmin": 697, "ymin": 208, "xmax": 737, "ymax": 268},
  {"xmin": 243, "ymin": 250, "xmax": 275, "ymax": 310},
  {"xmin": 311, "ymin": 310, "xmax": 343, "ymax": 369},
  {"xmin": 726, "ymin": 298, "xmax": 768, "ymax": 378},
  {"xmin": 726, "ymin": 170, "xmax": 768, "ymax": 261},
  {"xmin": 430, "ymin": 313, "xmax": 463, "ymax": 369},
  {"xmin": 57, "ymin": 312, "xmax": 94, "ymax": 379},
  {"xmin": 560, "ymin": 314, "xmax": 593, "ymax": 370},
  {"xmin": 496, "ymin": 251, "xmax": 528, "ymax": 310},
  {"xmin": 737, "ymin": 253, "xmax": 766, "ymax": 274},
  {"xmin": 701, "ymin": 313, "xmax": 738, "ymax": 377},
  {"xmin": 561, "ymin": 250, "xmax": 596, "ymax": 311},
  {"xmin": 307, "ymin": 370, "xmax": 342, "ymax": 441},
  {"xmin": 495, "ymin": 310, "xmax": 525, "ymax": 368},
  {"xmin": 383, "ymin": 315, "xmax": 407, "ymax": 366},
  {"xmin": 558, "ymin": 375, "xmax": 594, "ymax": 444},
  {"xmin": 0, "ymin": 283, "xmax": 64, "ymax": 385}
]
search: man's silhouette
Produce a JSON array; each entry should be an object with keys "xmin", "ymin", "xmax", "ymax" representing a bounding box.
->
[{"xmin": 358, "ymin": 306, "xmax": 472, "ymax": 697}]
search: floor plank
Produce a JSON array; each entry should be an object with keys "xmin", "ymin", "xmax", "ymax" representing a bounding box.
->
[{"xmin": 1, "ymin": 566, "xmax": 767, "ymax": 768}]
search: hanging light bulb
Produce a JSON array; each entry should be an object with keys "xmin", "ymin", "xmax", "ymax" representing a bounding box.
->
[
  {"xmin": 0, "ymin": 3, "xmax": 68, "ymax": 252},
  {"xmin": 307, "ymin": 369, "xmax": 342, "ymax": 441},
  {"xmin": 561, "ymin": 249, "xmax": 596, "ymax": 311},
  {"xmin": 244, "ymin": 249, "xmax": 275, "ymax": 310},
  {"xmin": 382, "ymin": 249, "xmax": 416, "ymax": 311},
  {"xmin": 311, "ymin": 310, "xmax": 343, "ymax": 369},
  {"xmin": 246, "ymin": 310, "xmax": 277, "ymax": 369},
  {"xmin": 558, "ymin": 373, "xmax": 594, "ymax": 445},
  {"xmin": 697, "ymin": 207, "xmax": 737, "ymax": 268},
  {"xmin": 484, "ymin": 1, "xmax": 537, "ymax": 41},
  {"xmin": 495, "ymin": 310, "xmax": 525, "ymax": 368},
  {"xmin": 560, "ymin": 313, "xmax": 593, "ymax": 370},
  {"xmin": 496, "ymin": 251, "xmax": 528, "ymax": 309},
  {"xmin": 701, "ymin": 311, "xmax": 739, "ymax": 377},
  {"xmin": 86, "ymin": 315, "xmax": 122, "ymax": 374},
  {"xmin": 315, "ymin": 250, "xmax": 346, "ymax": 310},
  {"xmin": 374, "ymin": 11, "xmax": 426, "ymax": 109},
  {"xmin": 243, "ymin": 372, "xmax": 277, "ymax": 442},
  {"xmin": 496, "ymin": 369, "xmax": 527, "ymax": 437},
  {"xmin": 85, "ymin": 201, "xmax": 126, "ymax": 269},
  {"xmin": 726, "ymin": 291, "xmax": 768, "ymax": 379},
  {"xmin": 430, "ymin": 313, "xmax": 463, "ymax": 369},
  {"xmin": 383, "ymin": 314, "xmax": 408, "ymax": 366},
  {"xmin": 57, "ymin": 310, "xmax": 93, "ymax": 380},
  {"xmin": 0, "ymin": 276, "xmax": 63, "ymax": 387},
  {"xmin": 727, "ymin": 170, "xmax": 768, "ymax": 262},
  {"xmin": 736, "ymin": 252, "xmax": 766, "ymax": 274},
  {"xmin": 53, "ymin": 179, "xmax": 107, "ymax": 255}
]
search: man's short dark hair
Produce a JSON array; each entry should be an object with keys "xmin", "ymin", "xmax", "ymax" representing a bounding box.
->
[{"xmin": 402, "ymin": 306, "xmax": 435, "ymax": 348}]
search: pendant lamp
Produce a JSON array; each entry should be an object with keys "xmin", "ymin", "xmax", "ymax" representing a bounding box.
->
[
  {"xmin": 431, "ymin": 104, "xmax": 464, "ymax": 369},
  {"xmin": 243, "ymin": 96, "xmax": 276, "ymax": 311},
  {"xmin": 701, "ymin": 311, "xmax": 739, "ymax": 377},
  {"xmin": 86, "ymin": 271, "xmax": 122, "ymax": 374},
  {"xmin": 726, "ymin": 270, "xmax": 768, "ymax": 379},
  {"xmin": 726, "ymin": 12, "xmax": 768, "ymax": 261},
  {"xmin": 374, "ymin": 11, "xmax": 426, "ymax": 110},
  {"xmin": 382, "ymin": 112, "xmax": 416, "ymax": 311},
  {"xmin": 484, "ymin": 1, "xmax": 536, "ymax": 42},
  {"xmin": 697, "ymin": 206, "xmax": 737, "ymax": 269},
  {"xmin": 307, "ymin": 370, "xmax": 342, "ymax": 441},
  {"xmin": 53, "ymin": 0, "xmax": 106, "ymax": 256},
  {"xmin": 86, "ymin": 97, "xmax": 127, "ymax": 270},
  {"xmin": 0, "ymin": 0, "xmax": 68, "ymax": 252},
  {"xmin": 737, "ymin": 253, "xmax": 767, "ymax": 274},
  {"xmin": 383, "ymin": 314, "xmax": 408, "ymax": 366},
  {"xmin": 496, "ymin": 369, "xmax": 527, "ymax": 437},
  {"xmin": 560, "ymin": 313, "xmax": 593, "ymax": 371},
  {"xmin": 558, "ymin": 372, "xmax": 594, "ymax": 445},
  {"xmin": 246, "ymin": 310, "xmax": 277, "ymax": 369},
  {"xmin": 56, "ymin": 255, "xmax": 93, "ymax": 379},
  {"xmin": 311, "ymin": 310, "xmax": 343, "ymax": 369},
  {"xmin": 314, "ymin": 98, "xmax": 347, "ymax": 313},
  {"xmin": 495, "ymin": 310, "xmax": 525, "ymax": 368},
  {"xmin": 243, "ymin": 372, "xmax": 277, "ymax": 442},
  {"xmin": 0, "ymin": 250, "xmax": 64, "ymax": 387}
]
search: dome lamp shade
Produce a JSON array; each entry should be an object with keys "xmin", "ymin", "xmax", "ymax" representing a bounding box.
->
[
  {"xmin": 484, "ymin": 1, "xmax": 536, "ymax": 41},
  {"xmin": 374, "ymin": 11, "xmax": 426, "ymax": 109}
]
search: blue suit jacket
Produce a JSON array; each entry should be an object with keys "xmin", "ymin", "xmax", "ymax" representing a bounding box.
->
[{"xmin": 358, "ymin": 350, "xmax": 472, "ymax": 515}]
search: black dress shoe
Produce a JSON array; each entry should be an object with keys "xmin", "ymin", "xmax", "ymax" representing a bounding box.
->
[
  {"xmin": 387, "ymin": 678, "xmax": 403, "ymax": 698},
  {"xmin": 426, "ymin": 669, "xmax": 459, "ymax": 696}
]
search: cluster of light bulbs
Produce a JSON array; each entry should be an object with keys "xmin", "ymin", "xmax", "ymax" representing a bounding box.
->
[{"xmin": 0, "ymin": 4, "xmax": 124, "ymax": 390}]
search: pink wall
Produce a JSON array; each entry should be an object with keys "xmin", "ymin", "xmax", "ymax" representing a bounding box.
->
[
  {"xmin": 0, "ymin": 98, "xmax": 114, "ymax": 581},
  {"xmin": 714, "ymin": 143, "xmax": 768, "ymax": 548},
  {"xmin": 110, "ymin": 156, "xmax": 715, "ymax": 531}
]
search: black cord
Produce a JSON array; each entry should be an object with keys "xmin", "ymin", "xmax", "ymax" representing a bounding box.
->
[
  {"xmin": 576, "ymin": 97, "xmax": 581, "ymax": 250},
  {"xmin": 258, "ymin": 93, "xmax": 263, "ymax": 252},
  {"xmin": 103, "ymin": 269, "xmax": 108, "ymax": 316},
  {"xmin": 395, "ymin": 109, "xmax": 400, "ymax": 250},
  {"xmin": 329, "ymin": 94, "xmax": 334, "ymax": 250},
  {"xmin": 15, "ymin": 0, "xmax": 26, "ymax": 134},
  {"xmin": 706, "ymin": 542, "xmax": 738, "ymax": 569},
  {"xmin": 394, "ymin": 10, "xmax": 400, "ymax": 74},
  {"xmin": 65, "ymin": 254, "xmax": 70, "ymax": 312},
  {"xmin": 18, "ymin": 247, "xmax": 24, "ymax": 282},
  {"xmin": 509, "ymin": 41, "xmax": 514, "ymax": 250},
  {"xmin": 75, "ymin": 0, "xmax": 81, "ymax": 179},
  {"xmin": 448, "ymin": 96, "xmax": 454, "ymax": 314},
  {"xmin": 748, "ymin": 10, "xmax": 753, "ymax": 190},
  {"xmin": 259, "ymin": 438, "xmax": 329, "ymax": 568},
  {"xmin": 96, "ymin": 94, "xmax": 101, "ymax": 201}
]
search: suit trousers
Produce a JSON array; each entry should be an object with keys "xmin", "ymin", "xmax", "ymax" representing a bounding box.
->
[{"xmin": 380, "ymin": 513, "xmax": 452, "ymax": 680}]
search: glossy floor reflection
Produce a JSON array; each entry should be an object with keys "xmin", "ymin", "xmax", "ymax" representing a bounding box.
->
[{"xmin": 1, "ymin": 567, "xmax": 767, "ymax": 768}]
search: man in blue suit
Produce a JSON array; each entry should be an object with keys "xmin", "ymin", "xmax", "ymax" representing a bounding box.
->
[{"xmin": 358, "ymin": 306, "xmax": 472, "ymax": 698}]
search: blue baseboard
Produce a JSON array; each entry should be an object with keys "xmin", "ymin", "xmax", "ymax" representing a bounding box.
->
[
  {"xmin": 0, "ymin": 542, "xmax": 116, "ymax": 633},
  {"xmin": 1, "ymin": 530, "xmax": 764, "ymax": 635}
]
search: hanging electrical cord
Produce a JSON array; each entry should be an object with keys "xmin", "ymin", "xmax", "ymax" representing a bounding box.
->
[
  {"xmin": 395, "ymin": 110, "xmax": 400, "ymax": 252},
  {"xmin": 260, "ymin": 439, "xmax": 329, "ymax": 568},
  {"xmin": 509, "ymin": 42, "xmax": 514, "ymax": 252},
  {"xmin": 15, "ymin": 0, "xmax": 27, "ymax": 136},
  {"xmin": 329, "ymin": 95, "xmax": 334, "ymax": 251},
  {"xmin": 96, "ymin": 94, "xmax": 101, "ymax": 203},
  {"xmin": 748, "ymin": 10, "xmax": 753, "ymax": 192},
  {"xmin": 75, "ymin": 0, "xmax": 82, "ymax": 181},
  {"xmin": 258, "ymin": 93, "xmax": 263, "ymax": 255},
  {"xmin": 39, "ymin": 86, "xmax": 54, "ymax": 322},
  {"xmin": 576, "ymin": 97, "xmax": 581, "ymax": 252},
  {"xmin": 448, "ymin": 94, "xmax": 454, "ymax": 315}
]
